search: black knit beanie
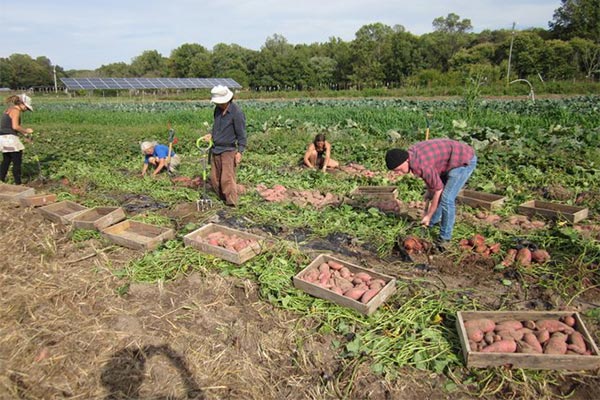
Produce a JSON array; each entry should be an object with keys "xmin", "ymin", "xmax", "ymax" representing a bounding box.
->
[{"xmin": 385, "ymin": 149, "xmax": 409, "ymax": 170}]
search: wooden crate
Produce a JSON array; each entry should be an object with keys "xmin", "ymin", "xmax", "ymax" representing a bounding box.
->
[
  {"xmin": 456, "ymin": 310, "xmax": 600, "ymax": 370},
  {"xmin": 457, "ymin": 190, "xmax": 506, "ymax": 210},
  {"xmin": 72, "ymin": 207, "xmax": 126, "ymax": 231},
  {"xmin": 101, "ymin": 220, "xmax": 174, "ymax": 251},
  {"xmin": 183, "ymin": 223, "xmax": 264, "ymax": 264},
  {"xmin": 293, "ymin": 254, "xmax": 396, "ymax": 316},
  {"xmin": 518, "ymin": 200, "xmax": 588, "ymax": 223},
  {"xmin": 19, "ymin": 193, "xmax": 57, "ymax": 207},
  {"xmin": 0, "ymin": 183, "xmax": 35, "ymax": 202},
  {"xmin": 39, "ymin": 201, "xmax": 88, "ymax": 224},
  {"xmin": 350, "ymin": 186, "xmax": 398, "ymax": 201}
]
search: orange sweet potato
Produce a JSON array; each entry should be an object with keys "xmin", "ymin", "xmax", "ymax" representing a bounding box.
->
[
  {"xmin": 328, "ymin": 260, "xmax": 344, "ymax": 270},
  {"xmin": 480, "ymin": 339, "xmax": 517, "ymax": 353},
  {"xmin": 464, "ymin": 318, "xmax": 496, "ymax": 333},
  {"xmin": 522, "ymin": 332, "xmax": 543, "ymax": 353},
  {"xmin": 536, "ymin": 319, "xmax": 574, "ymax": 334},
  {"xmin": 494, "ymin": 320, "xmax": 523, "ymax": 332},
  {"xmin": 535, "ymin": 329, "xmax": 550, "ymax": 344},
  {"xmin": 568, "ymin": 331, "xmax": 587, "ymax": 352},
  {"xmin": 360, "ymin": 288, "xmax": 380, "ymax": 304},
  {"xmin": 343, "ymin": 287, "xmax": 367, "ymax": 300},
  {"xmin": 544, "ymin": 333, "xmax": 568, "ymax": 355},
  {"xmin": 501, "ymin": 249, "xmax": 518, "ymax": 267},
  {"xmin": 531, "ymin": 249, "xmax": 551, "ymax": 263},
  {"xmin": 515, "ymin": 248, "xmax": 532, "ymax": 266},
  {"xmin": 561, "ymin": 315, "xmax": 576, "ymax": 327}
]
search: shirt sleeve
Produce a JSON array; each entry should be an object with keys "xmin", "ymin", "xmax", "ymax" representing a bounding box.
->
[{"xmin": 155, "ymin": 146, "xmax": 169, "ymax": 159}]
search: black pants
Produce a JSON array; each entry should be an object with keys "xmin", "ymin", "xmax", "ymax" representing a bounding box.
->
[{"xmin": 0, "ymin": 151, "xmax": 23, "ymax": 184}]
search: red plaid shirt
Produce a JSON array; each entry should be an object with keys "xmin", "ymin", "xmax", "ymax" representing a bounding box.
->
[{"xmin": 408, "ymin": 139, "xmax": 475, "ymax": 191}]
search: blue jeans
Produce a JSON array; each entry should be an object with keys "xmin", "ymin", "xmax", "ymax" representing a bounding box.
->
[{"xmin": 430, "ymin": 155, "xmax": 477, "ymax": 240}]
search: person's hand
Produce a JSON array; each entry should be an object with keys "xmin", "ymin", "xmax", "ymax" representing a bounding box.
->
[
  {"xmin": 201, "ymin": 133, "xmax": 211, "ymax": 142},
  {"xmin": 421, "ymin": 214, "xmax": 432, "ymax": 227},
  {"xmin": 24, "ymin": 128, "xmax": 33, "ymax": 134},
  {"xmin": 235, "ymin": 152, "xmax": 242, "ymax": 166}
]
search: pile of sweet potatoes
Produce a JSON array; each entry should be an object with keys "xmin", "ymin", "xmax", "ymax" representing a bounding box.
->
[
  {"xmin": 298, "ymin": 260, "xmax": 387, "ymax": 304},
  {"xmin": 402, "ymin": 236, "xmax": 430, "ymax": 254},
  {"xmin": 501, "ymin": 247, "xmax": 551, "ymax": 267},
  {"xmin": 458, "ymin": 234, "xmax": 501, "ymax": 257},
  {"xmin": 465, "ymin": 316, "xmax": 593, "ymax": 355},
  {"xmin": 202, "ymin": 231, "xmax": 258, "ymax": 252}
]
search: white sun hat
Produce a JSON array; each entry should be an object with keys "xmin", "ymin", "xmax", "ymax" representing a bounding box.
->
[
  {"xmin": 140, "ymin": 141, "xmax": 157, "ymax": 152},
  {"xmin": 210, "ymin": 85, "xmax": 233, "ymax": 104},
  {"xmin": 19, "ymin": 94, "xmax": 33, "ymax": 111}
]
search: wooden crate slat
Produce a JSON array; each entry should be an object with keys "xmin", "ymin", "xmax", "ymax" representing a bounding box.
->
[
  {"xmin": 0, "ymin": 184, "xmax": 35, "ymax": 202},
  {"xmin": 72, "ymin": 207, "xmax": 126, "ymax": 231},
  {"xmin": 101, "ymin": 220, "xmax": 174, "ymax": 251}
]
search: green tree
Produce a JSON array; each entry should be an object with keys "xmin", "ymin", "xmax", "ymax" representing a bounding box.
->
[
  {"xmin": 130, "ymin": 50, "xmax": 168, "ymax": 77},
  {"xmin": 539, "ymin": 39, "xmax": 577, "ymax": 80},
  {"xmin": 97, "ymin": 62, "xmax": 132, "ymax": 77},
  {"xmin": 211, "ymin": 43, "xmax": 253, "ymax": 87},
  {"xmin": 423, "ymin": 13, "xmax": 473, "ymax": 71},
  {"xmin": 350, "ymin": 23, "xmax": 394, "ymax": 87},
  {"xmin": 570, "ymin": 37, "xmax": 600, "ymax": 78},
  {"xmin": 497, "ymin": 32, "xmax": 545, "ymax": 79},
  {"xmin": 550, "ymin": 0, "xmax": 600, "ymax": 43},
  {"xmin": 168, "ymin": 43, "xmax": 212, "ymax": 78},
  {"xmin": 323, "ymin": 37, "xmax": 353, "ymax": 89},
  {"xmin": 387, "ymin": 27, "xmax": 424, "ymax": 83}
]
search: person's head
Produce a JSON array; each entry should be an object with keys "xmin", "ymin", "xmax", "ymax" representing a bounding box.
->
[
  {"xmin": 6, "ymin": 94, "xmax": 33, "ymax": 112},
  {"xmin": 386, "ymin": 148, "xmax": 409, "ymax": 175},
  {"xmin": 140, "ymin": 141, "xmax": 157, "ymax": 155},
  {"xmin": 313, "ymin": 133, "xmax": 326, "ymax": 148},
  {"xmin": 210, "ymin": 85, "xmax": 234, "ymax": 109}
]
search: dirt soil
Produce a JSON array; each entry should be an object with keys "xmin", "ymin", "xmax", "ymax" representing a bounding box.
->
[{"xmin": 1, "ymin": 198, "xmax": 599, "ymax": 399}]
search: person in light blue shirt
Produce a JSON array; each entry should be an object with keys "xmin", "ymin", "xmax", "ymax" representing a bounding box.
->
[{"xmin": 140, "ymin": 141, "xmax": 180, "ymax": 177}]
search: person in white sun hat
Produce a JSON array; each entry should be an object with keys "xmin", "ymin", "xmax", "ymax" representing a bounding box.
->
[
  {"xmin": 201, "ymin": 85, "xmax": 247, "ymax": 207},
  {"xmin": 0, "ymin": 94, "xmax": 34, "ymax": 184}
]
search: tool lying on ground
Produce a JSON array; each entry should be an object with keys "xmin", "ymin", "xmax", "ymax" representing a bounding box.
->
[
  {"xmin": 166, "ymin": 122, "xmax": 177, "ymax": 176},
  {"xmin": 195, "ymin": 137, "xmax": 213, "ymax": 211}
]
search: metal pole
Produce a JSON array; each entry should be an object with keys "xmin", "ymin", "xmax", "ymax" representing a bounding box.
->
[
  {"xmin": 506, "ymin": 22, "xmax": 516, "ymax": 86},
  {"xmin": 53, "ymin": 65, "xmax": 58, "ymax": 93}
]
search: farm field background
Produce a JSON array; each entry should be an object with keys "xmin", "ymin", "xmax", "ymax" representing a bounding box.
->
[{"xmin": 1, "ymin": 95, "xmax": 599, "ymax": 399}]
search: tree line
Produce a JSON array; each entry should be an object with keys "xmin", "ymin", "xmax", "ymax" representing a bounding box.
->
[{"xmin": 1, "ymin": 1, "xmax": 599, "ymax": 91}]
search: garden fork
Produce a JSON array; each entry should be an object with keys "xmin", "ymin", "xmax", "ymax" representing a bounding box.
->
[{"xmin": 195, "ymin": 137, "xmax": 213, "ymax": 211}]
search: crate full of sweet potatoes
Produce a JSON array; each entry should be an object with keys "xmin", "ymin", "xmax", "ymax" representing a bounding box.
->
[{"xmin": 456, "ymin": 311, "xmax": 600, "ymax": 370}]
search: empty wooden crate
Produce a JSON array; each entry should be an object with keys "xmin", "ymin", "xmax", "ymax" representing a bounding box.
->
[
  {"xmin": 0, "ymin": 184, "xmax": 35, "ymax": 202},
  {"xmin": 39, "ymin": 201, "xmax": 88, "ymax": 224},
  {"xmin": 518, "ymin": 200, "xmax": 588, "ymax": 223},
  {"xmin": 456, "ymin": 310, "xmax": 600, "ymax": 370},
  {"xmin": 19, "ymin": 193, "xmax": 57, "ymax": 207},
  {"xmin": 72, "ymin": 207, "xmax": 126, "ymax": 231},
  {"xmin": 457, "ymin": 190, "xmax": 505, "ymax": 210},
  {"xmin": 293, "ymin": 254, "xmax": 396, "ymax": 316},
  {"xmin": 101, "ymin": 220, "xmax": 174, "ymax": 251},
  {"xmin": 183, "ymin": 223, "xmax": 264, "ymax": 264}
]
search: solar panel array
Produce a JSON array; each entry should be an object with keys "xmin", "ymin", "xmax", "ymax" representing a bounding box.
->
[{"xmin": 60, "ymin": 77, "xmax": 241, "ymax": 90}]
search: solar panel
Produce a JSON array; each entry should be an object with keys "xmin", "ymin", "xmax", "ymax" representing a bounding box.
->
[{"xmin": 60, "ymin": 77, "xmax": 242, "ymax": 90}]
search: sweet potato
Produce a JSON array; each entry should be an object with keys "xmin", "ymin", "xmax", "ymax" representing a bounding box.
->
[
  {"xmin": 343, "ymin": 287, "xmax": 367, "ymax": 300},
  {"xmin": 302, "ymin": 268, "xmax": 319, "ymax": 283},
  {"xmin": 567, "ymin": 344, "xmax": 587, "ymax": 355},
  {"xmin": 464, "ymin": 318, "xmax": 496, "ymax": 333},
  {"xmin": 517, "ymin": 340, "xmax": 542, "ymax": 354},
  {"xmin": 466, "ymin": 327, "xmax": 484, "ymax": 342},
  {"xmin": 360, "ymin": 288, "xmax": 380, "ymax": 304},
  {"xmin": 333, "ymin": 276, "xmax": 354, "ymax": 293},
  {"xmin": 536, "ymin": 319, "xmax": 574, "ymax": 334},
  {"xmin": 535, "ymin": 329, "xmax": 550, "ymax": 344},
  {"xmin": 568, "ymin": 331, "xmax": 587, "ymax": 352},
  {"xmin": 330, "ymin": 286, "xmax": 344, "ymax": 295},
  {"xmin": 339, "ymin": 267, "xmax": 352, "ymax": 279},
  {"xmin": 544, "ymin": 333, "xmax": 568, "ymax": 355},
  {"xmin": 515, "ymin": 248, "xmax": 532, "ymax": 266},
  {"xmin": 494, "ymin": 320, "xmax": 523, "ymax": 332},
  {"xmin": 354, "ymin": 272, "xmax": 372, "ymax": 282},
  {"xmin": 501, "ymin": 248, "xmax": 517, "ymax": 267},
  {"xmin": 561, "ymin": 315, "xmax": 576, "ymax": 327},
  {"xmin": 531, "ymin": 249, "xmax": 551, "ymax": 263},
  {"xmin": 480, "ymin": 339, "xmax": 517, "ymax": 353},
  {"xmin": 523, "ymin": 320, "xmax": 536, "ymax": 330},
  {"xmin": 319, "ymin": 263, "xmax": 331, "ymax": 274},
  {"xmin": 522, "ymin": 332, "xmax": 543, "ymax": 353},
  {"xmin": 497, "ymin": 329, "xmax": 524, "ymax": 341},
  {"xmin": 328, "ymin": 260, "xmax": 344, "ymax": 270},
  {"xmin": 484, "ymin": 332, "xmax": 495, "ymax": 345}
]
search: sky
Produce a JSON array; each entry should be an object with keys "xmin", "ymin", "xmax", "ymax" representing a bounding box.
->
[{"xmin": 1, "ymin": 0, "xmax": 561, "ymax": 71}]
